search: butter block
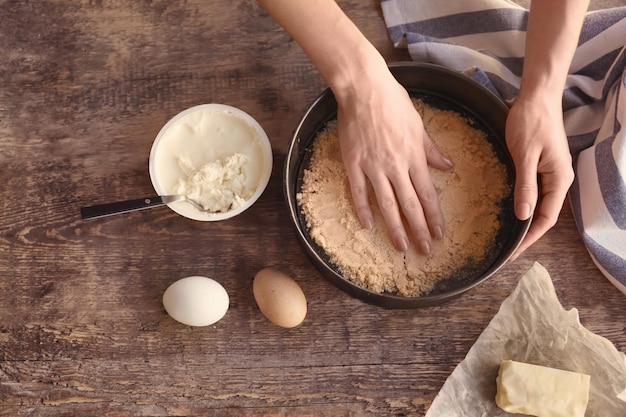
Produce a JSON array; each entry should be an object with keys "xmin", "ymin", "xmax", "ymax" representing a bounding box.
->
[{"xmin": 495, "ymin": 360, "xmax": 590, "ymax": 417}]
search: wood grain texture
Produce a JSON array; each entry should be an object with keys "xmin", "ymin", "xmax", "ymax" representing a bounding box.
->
[{"xmin": 1, "ymin": 0, "xmax": 625, "ymax": 416}]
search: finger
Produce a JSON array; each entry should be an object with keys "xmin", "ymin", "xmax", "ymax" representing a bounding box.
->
[
  {"xmin": 422, "ymin": 130, "xmax": 454, "ymax": 171},
  {"xmin": 509, "ymin": 205, "xmax": 557, "ymax": 261},
  {"xmin": 513, "ymin": 158, "xmax": 539, "ymax": 221},
  {"xmin": 510, "ymin": 218, "xmax": 546, "ymax": 262},
  {"xmin": 510, "ymin": 174, "xmax": 571, "ymax": 261},
  {"xmin": 344, "ymin": 165, "xmax": 374, "ymax": 230},
  {"xmin": 368, "ymin": 172, "xmax": 409, "ymax": 252},
  {"xmin": 409, "ymin": 164, "xmax": 444, "ymax": 242},
  {"xmin": 395, "ymin": 172, "xmax": 435, "ymax": 256}
]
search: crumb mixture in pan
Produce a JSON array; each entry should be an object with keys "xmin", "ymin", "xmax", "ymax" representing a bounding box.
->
[{"xmin": 297, "ymin": 99, "xmax": 510, "ymax": 297}]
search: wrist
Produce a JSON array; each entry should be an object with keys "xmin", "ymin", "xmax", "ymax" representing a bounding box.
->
[
  {"xmin": 516, "ymin": 74, "xmax": 565, "ymax": 111},
  {"xmin": 327, "ymin": 47, "xmax": 389, "ymax": 105}
]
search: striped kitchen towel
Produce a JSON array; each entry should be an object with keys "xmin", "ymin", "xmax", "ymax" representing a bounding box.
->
[{"xmin": 380, "ymin": 0, "xmax": 626, "ymax": 294}]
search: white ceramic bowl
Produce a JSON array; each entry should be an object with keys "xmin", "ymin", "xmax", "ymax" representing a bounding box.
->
[{"xmin": 149, "ymin": 104, "xmax": 273, "ymax": 221}]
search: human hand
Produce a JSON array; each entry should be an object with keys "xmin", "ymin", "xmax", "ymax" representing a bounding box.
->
[
  {"xmin": 335, "ymin": 70, "xmax": 454, "ymax": 255},
  {"xmin": 505, "ymin": 94, "xmax": 575, "ymax": 260}
]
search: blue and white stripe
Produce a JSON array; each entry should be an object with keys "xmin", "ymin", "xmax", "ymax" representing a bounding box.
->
[{"xmin": 380, "ymin": 0, "xmax": 626, "ymax": 294}]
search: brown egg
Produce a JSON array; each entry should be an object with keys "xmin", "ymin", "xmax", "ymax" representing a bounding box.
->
[{"xmin": 253, "ymin": 268, "xmax": 307, "ymax": 328}]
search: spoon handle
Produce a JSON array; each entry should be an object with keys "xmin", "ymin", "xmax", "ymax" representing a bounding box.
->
[{"xmin": 80, "ymin": 196, "xmax": 167, "ymax": 220}]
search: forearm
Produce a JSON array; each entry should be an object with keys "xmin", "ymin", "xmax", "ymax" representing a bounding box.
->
[
  {"xmin": 256, "ymin": 0, "xmax": 388, "ymax": 101},
  {"xmin": 519, "ymin": 0, "xmax": 590, "ymax": 102}
]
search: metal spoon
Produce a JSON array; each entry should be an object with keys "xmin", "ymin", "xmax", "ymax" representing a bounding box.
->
[{"xmin": 80, "ymin": 195, "xmax": 207, "ymax": 220}]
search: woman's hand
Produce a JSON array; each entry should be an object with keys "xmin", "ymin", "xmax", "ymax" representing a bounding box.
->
[
  {"xmin": 255, "ymin": 0, "xmax": 454, "ymax": 254},
  {"xmin": 335, "ymin": 68, "xmax": 454, "ymax": 254},
  {"xmin": 504, "ymin": 0, "xmax": 588, "ymax": 258},
  {"xmin": 505, "ymin": 93, "xmax": 575, "ymax": 259}
]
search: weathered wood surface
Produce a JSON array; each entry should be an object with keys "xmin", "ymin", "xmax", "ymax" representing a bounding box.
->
[{"xmin": 1, "ymin": 1, "xmax": 624, "ymax": 416}]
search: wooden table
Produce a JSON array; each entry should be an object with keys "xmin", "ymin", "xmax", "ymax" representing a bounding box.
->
[{"xmin": 1, "ymin": 1, "xmax": 624, "ymax": 415}]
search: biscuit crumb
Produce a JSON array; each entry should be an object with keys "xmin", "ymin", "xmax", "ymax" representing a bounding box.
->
[{"xmin": 297, "ymin": 98, "xmax": 510, "ymax": 297}]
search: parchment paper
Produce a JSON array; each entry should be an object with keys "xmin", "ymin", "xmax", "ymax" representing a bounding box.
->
[{"xmin": 425, "ymin": 262, "xmax": 626, "ymax": 416}]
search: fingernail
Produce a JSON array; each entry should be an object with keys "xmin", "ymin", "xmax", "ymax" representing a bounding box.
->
[
  {"xmin": 396, "ymin": 237, "xmax": 408, "ymax": 252},
  {"xmin": 434, "ymin": 226, "xmax": 444, "ymax": 240},
  {"xmin": 420, "ymin": 239, "xmax": 432, "ymax": 256},
  {"xmin": 443, "ymin": 156, "xmax": 454, "ymax": 168},
  {"xmin": 517, "ymin": 203, "xmax": 531, "ymax": 220},
  {"xmin": 363, "ymin": 217, "xmax": 374, "ymax": 230}
]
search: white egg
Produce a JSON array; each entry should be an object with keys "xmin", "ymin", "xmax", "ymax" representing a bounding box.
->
[{"xmin": 162, "ymin": 276, "xmax": 229, "ymax": 327}]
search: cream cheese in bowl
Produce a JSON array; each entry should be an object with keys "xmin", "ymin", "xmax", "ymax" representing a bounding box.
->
[{"xmin": 149, "ymin": 104, "xmax": 273, "ymax": 221}]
